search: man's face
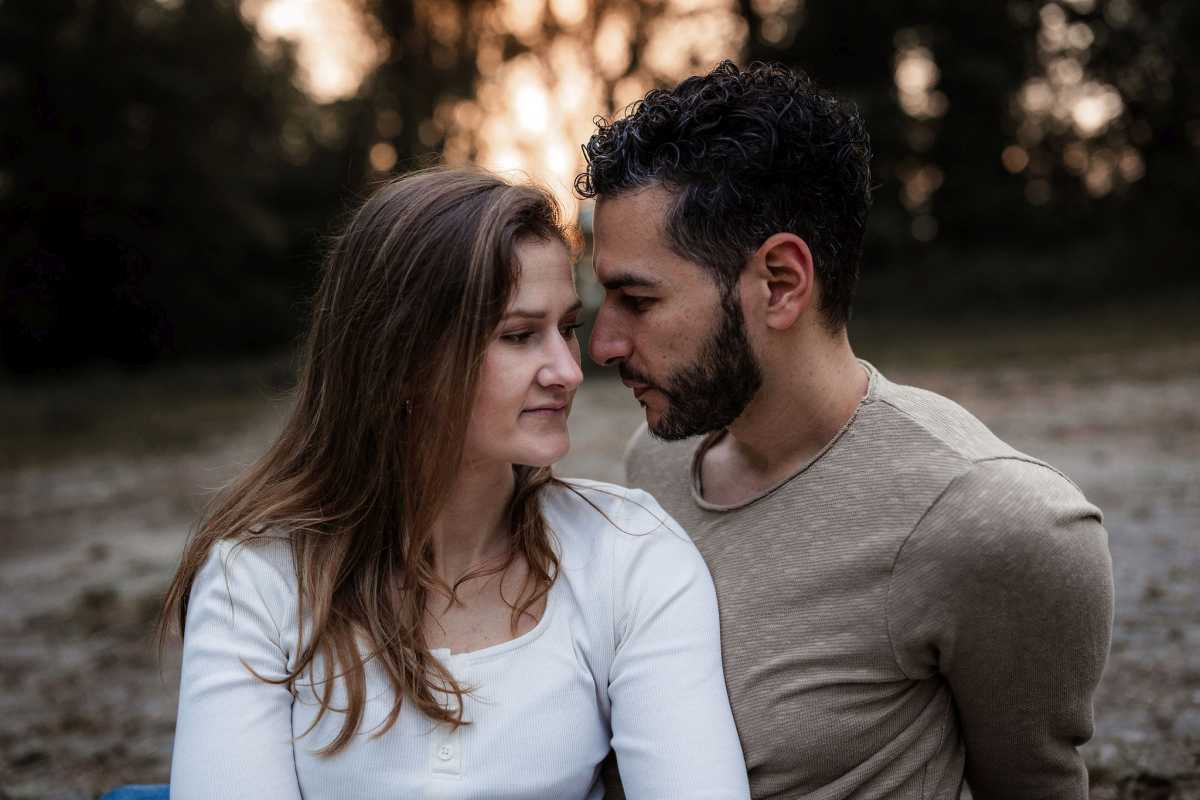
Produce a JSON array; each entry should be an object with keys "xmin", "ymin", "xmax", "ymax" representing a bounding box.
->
[{"xmin": 588, "ymin": 186, "xmax": 762, "ymax": 440}]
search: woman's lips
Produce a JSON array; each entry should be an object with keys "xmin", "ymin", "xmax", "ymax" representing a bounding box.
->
[{"xmin": 522, "ymin": 404, "xmax": 567, "ymax": 416}]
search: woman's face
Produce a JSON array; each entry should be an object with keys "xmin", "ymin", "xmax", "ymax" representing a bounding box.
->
[{"xmin": 463, "ymin": 236, "xmax": 584, "ymax": 469}]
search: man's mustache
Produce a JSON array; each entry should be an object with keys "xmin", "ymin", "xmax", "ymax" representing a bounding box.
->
[{"xmin": 618, "ymin": 364, "xmax": 675, "ymax": 401}]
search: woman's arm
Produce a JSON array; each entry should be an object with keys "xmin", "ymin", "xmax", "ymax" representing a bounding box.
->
[
  {"xmin": 170, "ymin": 539, "xmax": 303, "ymax": 800},
  {"xmin": 607, "ymin": 491, "xmax": 750, "ymax": 800}
]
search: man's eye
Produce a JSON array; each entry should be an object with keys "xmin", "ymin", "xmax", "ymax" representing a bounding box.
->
[{"xmin": 622, "ymin": 296, "xmax": 655, "ymax": 313}]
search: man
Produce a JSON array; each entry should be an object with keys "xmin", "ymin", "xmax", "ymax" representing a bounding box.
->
[{"xmin": 579, "ymin": 61, "xmax": 1113, "ymax": 799}]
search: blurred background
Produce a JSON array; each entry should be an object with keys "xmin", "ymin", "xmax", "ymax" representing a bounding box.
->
[{"xmin": 1, "ymin": 0, "xmax": 1197, "ymax": 797}]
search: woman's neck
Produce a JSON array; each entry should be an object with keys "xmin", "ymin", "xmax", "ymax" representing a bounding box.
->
[{"xmin": 430, "ymin": 460, "xmax": 516, "ymax": 585}]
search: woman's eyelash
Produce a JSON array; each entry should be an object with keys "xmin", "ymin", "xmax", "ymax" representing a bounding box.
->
[
  {"xmin": 501, "ymin": 322, "xmax": 582, "ymax": 344},
  {"xmin": 501, "ymin": 331, "xmax": 534, "ymax": 343}
]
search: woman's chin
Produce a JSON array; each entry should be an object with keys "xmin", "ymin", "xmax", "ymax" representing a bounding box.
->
[{"xmin": 515, "ymin": 436, "xmax": 570, "ymax": 469}]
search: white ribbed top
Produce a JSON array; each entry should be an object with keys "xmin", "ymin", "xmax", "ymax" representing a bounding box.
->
[{"xmin": 169, "ymin": 479, "xmax": 750, "ymax": 800}]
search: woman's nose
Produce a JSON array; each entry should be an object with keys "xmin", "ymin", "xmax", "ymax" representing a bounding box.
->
[{"xmin": 540, "ymin": 335, "xmax": 583, "ymax": 390}]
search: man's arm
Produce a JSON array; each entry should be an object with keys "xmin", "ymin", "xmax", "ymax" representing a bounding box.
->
[{"xmin": 888, "ymin": 457, "xmax": 1114, "ymax": 800}]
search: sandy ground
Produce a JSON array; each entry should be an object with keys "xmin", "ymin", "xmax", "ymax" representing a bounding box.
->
[{"xmin": 1, "ymin": 323, "xmax": 1197, "ymax": 799}]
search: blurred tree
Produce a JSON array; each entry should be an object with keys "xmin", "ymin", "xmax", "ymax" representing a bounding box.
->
[
  {"xmin": 1019, "ymin": 0, "xmax": 1200, "ymax": 288},
  {"xmin": 353, "ymin": 0, "xmax": 734, "ymax": 209},
  {"xmin": 737, "ymin": 0, "xmax": 1200, "ymax": 310},
  {"xmin": 0, "ymin": 0, "xmax": 367, "ymax": 372},
  {"xmin": 348, "ymin": 1, "xmax": 481, "ymax": 170},
  {"xmin": 4, "ymin": 0, "xmax": 1194, "ymax": 373}
]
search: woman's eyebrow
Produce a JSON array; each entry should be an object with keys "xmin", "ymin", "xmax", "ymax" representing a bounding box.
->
[{"xmin": 503, "ymin": 299, "xmax": 584, "ymax": 320}]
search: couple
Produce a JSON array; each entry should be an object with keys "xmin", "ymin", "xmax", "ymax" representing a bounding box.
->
[{"xmin": 161, "ymin": 62, "xmax": 1113, "ymax": 799}]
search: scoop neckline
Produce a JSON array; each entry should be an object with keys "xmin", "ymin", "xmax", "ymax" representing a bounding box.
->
[
  {"xmin": 429, "ymin": 567, "xmax": 559, "ymax": 665},
  {"xmin": 689, "ymin": 359, "xmax": 880, "ymax": 512}
]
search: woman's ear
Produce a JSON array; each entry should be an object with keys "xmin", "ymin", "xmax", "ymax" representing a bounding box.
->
[{"xmin": 755, "ymin": 233, "xmax": 815, "ymax": 331}]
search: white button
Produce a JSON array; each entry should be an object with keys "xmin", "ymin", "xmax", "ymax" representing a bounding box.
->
[{"xmin": 437, "ymin": 745, "xmax": 453, "ymax": 761}]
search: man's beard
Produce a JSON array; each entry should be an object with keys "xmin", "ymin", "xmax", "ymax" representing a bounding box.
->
[{"xmin": 623, "ymin": 288, "xmax": 763, "ymax": 441}]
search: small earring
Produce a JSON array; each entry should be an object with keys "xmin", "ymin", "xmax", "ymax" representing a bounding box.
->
[{"xmin": 403, "ymin": 399, "xmax": 412, "ymax": 414}]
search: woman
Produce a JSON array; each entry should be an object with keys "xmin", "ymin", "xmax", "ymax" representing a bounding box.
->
[{"xmin": 161, "ymin": 168, "xmax": 749, "ymax": 799}]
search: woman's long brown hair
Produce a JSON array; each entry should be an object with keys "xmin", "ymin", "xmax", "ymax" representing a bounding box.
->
[{"xmin": 159, "ymin": 167, "xmax": 568, "ymax": 754}]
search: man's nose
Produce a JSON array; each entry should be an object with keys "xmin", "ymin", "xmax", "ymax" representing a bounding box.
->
[{"xmin": 587, "ymin": 304, "xmax": 632, "ymax": 367}]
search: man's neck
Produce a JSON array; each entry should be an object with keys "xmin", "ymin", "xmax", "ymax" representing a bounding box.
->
[{"xmin": 704, "ymin": 335, "xmax": 868, "ymax": 503}]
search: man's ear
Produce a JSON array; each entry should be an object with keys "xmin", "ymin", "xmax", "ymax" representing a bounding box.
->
[{"xmin": 753, "ymin": 233, "xmax": 815, "ymax": 331}]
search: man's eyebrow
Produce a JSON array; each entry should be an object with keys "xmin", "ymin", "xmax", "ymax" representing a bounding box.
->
[
  {"xmin": 600, "ymin": 272, "xmax": 661, "ymax": 291},
  {"xmin": 503, "ymin": 299, "xmax": 584, "ymax": 320}
]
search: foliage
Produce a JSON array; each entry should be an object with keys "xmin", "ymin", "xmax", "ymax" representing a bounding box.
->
[
  {"xmin": 3, "ymin": 0, "xmax": 1196, "ymax": 372},
  {"xmin": 0, "ymin": 0, "xmax": 369, "ymax": 371},
  {"xmin": 736, "ymin": 0, "xmax": 1199, "ymax": 311}
]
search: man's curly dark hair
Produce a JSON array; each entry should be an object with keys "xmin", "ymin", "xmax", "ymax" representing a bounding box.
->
[{"xmin": 576, "ymin": 60, "xmax": 872, "ymax": 330}]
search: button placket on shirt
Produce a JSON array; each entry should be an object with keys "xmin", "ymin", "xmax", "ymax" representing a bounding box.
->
[{"xmin": 430, "ymin": 655, "xmax": 467, "ymax": 778}]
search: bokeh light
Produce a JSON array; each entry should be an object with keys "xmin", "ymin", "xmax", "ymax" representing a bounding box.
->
[{"xmin": 245, "ymin": 0, "xmax": 384, "ymax": 102}]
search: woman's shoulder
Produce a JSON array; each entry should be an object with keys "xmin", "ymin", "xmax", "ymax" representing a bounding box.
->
[
  {"xmin": 203, "ymin": 531, "xmax": 296, "ymax": 575},
  {"xmin": 542, "ymin": 478, "xmax": 697, "ymax": 555},
  {"xmin": 548, "ymin": 480, "xmax": 719, "ymax": 651},
  {"xmin": 191, "ymin": 533, "xmax": 300, "ymax": 621}
]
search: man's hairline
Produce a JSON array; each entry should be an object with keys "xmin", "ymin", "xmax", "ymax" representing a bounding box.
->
[
  {"xmin": 592, "ymin": 182, "xmax": 850, "ymax": 331},
  {"xmin": 593, "ymin": 181, "xmax": 738, "ymax": 294}
]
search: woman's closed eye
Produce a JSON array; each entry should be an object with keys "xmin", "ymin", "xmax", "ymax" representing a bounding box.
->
[
  {"xmin": 500, "ymin": 330, "xmax": 536, "ymax": 344},
  {"xmin": 501, "ymin": 322, "xmax": 583, "ymax": 345}
]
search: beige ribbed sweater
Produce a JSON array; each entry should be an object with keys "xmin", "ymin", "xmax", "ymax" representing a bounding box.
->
[{"xmin": 623, "ymin": 362, "xmax": 1113, "ymax": 800}]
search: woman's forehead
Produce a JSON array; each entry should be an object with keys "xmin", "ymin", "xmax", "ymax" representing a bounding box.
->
[{"xmin": 508, "ymin": 239, "xmax": 577, "ymax": 311}]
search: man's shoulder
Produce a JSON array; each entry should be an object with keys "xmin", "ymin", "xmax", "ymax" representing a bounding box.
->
[
  {"xmin": 932, "ymin": 455, "xmax": 1102, "ymax": 544},
  {"xmin": 867, "ymin": 368, "xmax": 1039, "ymax": 466},
  {"xmin": 862, "ymin": 368, "xmax": 1098, "ymax": 513}
]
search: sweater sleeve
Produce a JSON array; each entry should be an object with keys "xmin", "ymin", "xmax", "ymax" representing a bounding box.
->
[
  {"xmin": 607, "ymin": 489, "xmax": 751, "ymax": 800},
  {"xmin": 888, "ymin": 458, "xmax": 1114, "ymax": 800},
  {"xmin": 170, "ymin": 538, "xmax": 302, "ymax": 800}
]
